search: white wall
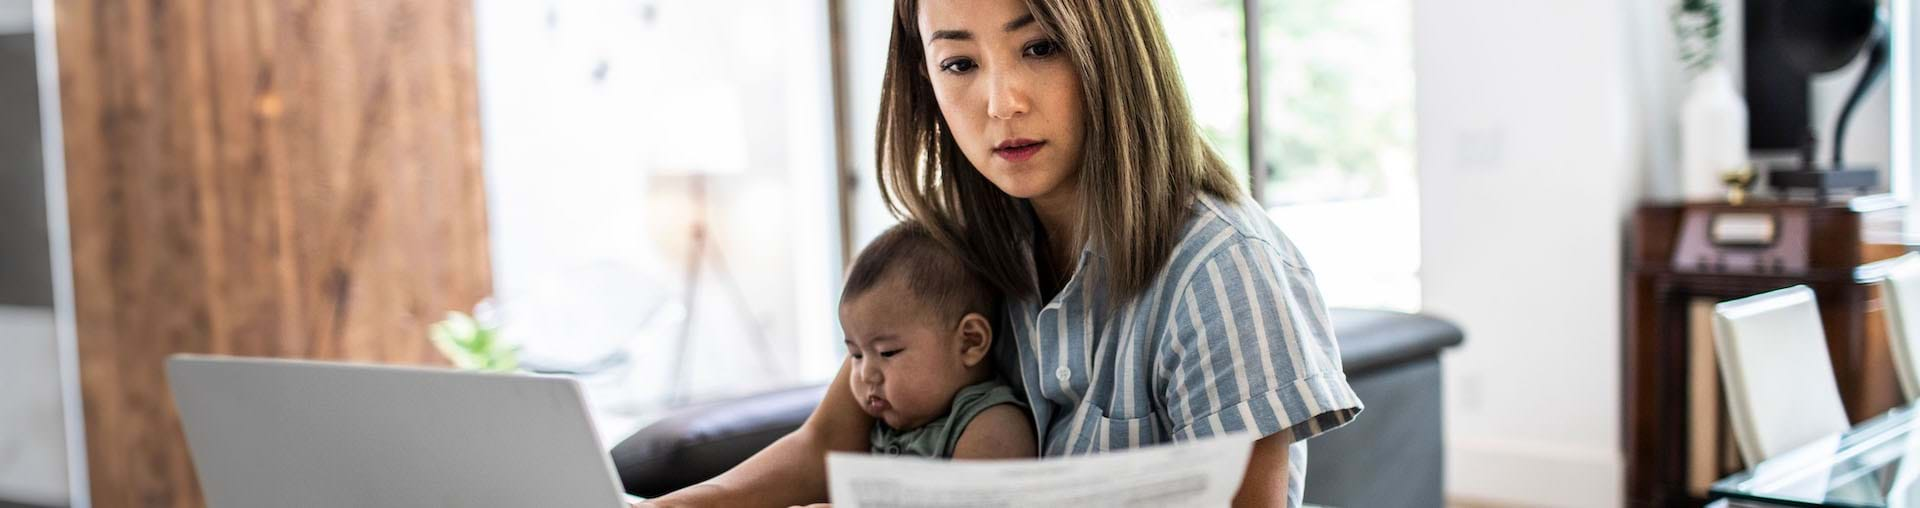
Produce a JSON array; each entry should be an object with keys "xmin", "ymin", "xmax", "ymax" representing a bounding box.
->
[
  {"xmin": 0, "ymin": 0, "xmax": 72, "ymax": 504},
  {"xmin": 0, "ymin": 306, "xmax": 65, "ymax": 506},
  {"xmin": 0, "ymin": 0, "xmax": 27, "ymax": 36},
  {"xmin": 1416, "ymin": 0, "xmax": 1646, "ymax": 505}
]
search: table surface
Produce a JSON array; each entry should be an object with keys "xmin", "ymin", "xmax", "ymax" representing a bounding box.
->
[{"xmin": 1713, "ymin": 403, "xmax": 1920, "ymax": 507}]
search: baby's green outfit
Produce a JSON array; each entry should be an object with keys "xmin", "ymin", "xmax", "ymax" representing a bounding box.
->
[{"xmin": 869, "ymin": 378, "xmax": 1026, "ymax": 458}]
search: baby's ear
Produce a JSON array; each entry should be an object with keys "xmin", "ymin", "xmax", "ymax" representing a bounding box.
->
[{"xmin": 955, "ymin": 312, "xmax": 993, "ymax": 367}]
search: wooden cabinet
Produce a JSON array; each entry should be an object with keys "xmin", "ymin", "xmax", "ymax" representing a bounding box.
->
[{"xmin": 1624, "ymin": 199, "xmax": 1909, "ymax": 507}]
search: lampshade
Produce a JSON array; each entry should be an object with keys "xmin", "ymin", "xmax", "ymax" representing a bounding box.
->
[{"xmin": 643, "ymin": 80, "xmax": 750, "ymax": 176}]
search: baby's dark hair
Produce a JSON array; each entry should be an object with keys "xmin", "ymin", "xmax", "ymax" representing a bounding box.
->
[{"xmin": 841, "ymin": 221, "xmax": 997, "ymax": 323}]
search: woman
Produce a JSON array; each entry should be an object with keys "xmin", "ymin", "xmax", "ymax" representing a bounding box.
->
[{"xmin": 647, "ymin": 0, "xmax": 1359, "ymax": 505}]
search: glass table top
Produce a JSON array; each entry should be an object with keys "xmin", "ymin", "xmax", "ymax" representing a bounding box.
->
[{"xmin": 1713, "ymin": 404, "xmax": 1920, "ymax": 507}]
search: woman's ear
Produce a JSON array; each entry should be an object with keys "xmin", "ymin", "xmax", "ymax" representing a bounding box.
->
[{"xmin": 955, "ymin": 312, "xmax": 993, "ymax": 367}]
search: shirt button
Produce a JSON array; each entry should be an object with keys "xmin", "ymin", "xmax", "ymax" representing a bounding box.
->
[{"xmin": 1055, "ymin": 366, "xmax": 1072, "ymax": 382}]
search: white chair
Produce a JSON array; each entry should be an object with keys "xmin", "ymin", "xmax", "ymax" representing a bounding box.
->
[
  {"xmin": 1712, "ymin": 285, "xmax": 1851, "ymax": 466},
  {"xmin": 1880, "ymin": 253, "xmax": 1920, "ymax": 401}
]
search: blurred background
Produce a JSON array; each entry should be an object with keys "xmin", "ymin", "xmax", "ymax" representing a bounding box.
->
[{"xmin": 3, "ymin": 0, "xmax": 1917, "ymax": 506}]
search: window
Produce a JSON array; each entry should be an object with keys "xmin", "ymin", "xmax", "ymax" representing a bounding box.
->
[
  {"xmin": 1257, "ymin": 0, "xmax": 1415, "ymax": 206},
  {"xmin": 474, "ymin": 0, "xmax": 843, "ymax": 417},
  {"xmin": 1159, "ymin": 0, "xmax": 1252, "ymax": 182},
  {"xmin": 1257, "ymin": 0, "xmax": 1419, "ymax": 311},
  {"xmin": 1159, "ymin": 0, "xmax": 1420, "ymax": 311}
]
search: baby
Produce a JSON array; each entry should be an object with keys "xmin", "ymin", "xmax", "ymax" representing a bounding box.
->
[{"xmin": 837, "ymin": 222, "xmax": 1036, "ymax": 459}]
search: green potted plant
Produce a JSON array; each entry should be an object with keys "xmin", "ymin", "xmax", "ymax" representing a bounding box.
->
[
  {"xmin": 1673, "ymin": 0, "xmax": 1749, "ymax": 203},
  {"xmin": 428, "ymin": 311, "xmax": 519, "ymax": 372},
  {"xmin": 1672, "ymin": 0, "xmax": 1722, "ymax": 73}
]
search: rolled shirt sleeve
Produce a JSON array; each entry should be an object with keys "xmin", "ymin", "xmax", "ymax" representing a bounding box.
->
[{"xmin": 1155, "ymin": 238, "xmax": 1363, "ymax": 443}]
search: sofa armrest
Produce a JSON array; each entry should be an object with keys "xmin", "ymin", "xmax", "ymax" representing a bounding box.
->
[
  {"xmin": 611, "ymin": 384, "xmax": 826, "ymax": 497},
  {"xmin": 1328, "ymin": 309, "xmax": 1464, "ymax": 375}
]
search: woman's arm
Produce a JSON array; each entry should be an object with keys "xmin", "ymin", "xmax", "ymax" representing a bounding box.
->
[
  {"xmin": 1232, "ymin": 429, "xmax": 1293, "ymax": 507},
  {"xmin": 640, "ymin": 359, "xmax": 873, "ymax": 507}
]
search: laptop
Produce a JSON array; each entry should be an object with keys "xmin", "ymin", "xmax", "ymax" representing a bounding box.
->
[{"xmin": 166, "ymin": 355, "xmax": 633, "ymax": 508}]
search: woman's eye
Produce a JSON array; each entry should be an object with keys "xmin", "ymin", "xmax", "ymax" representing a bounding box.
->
[
  {"xmin": 879, "ymin": 350, "xmax": 902, "ymax": 358},
  {"xmin": 850, "ymin": 353, "xmax": 864, "ymax": 360},
  {"xmin": 1025, "ymin": 40, "xmax": 1060, "ymax": 58},
  {"xmin": 939, "ymin": 57, "xmax": 976, "ymax": 74}
]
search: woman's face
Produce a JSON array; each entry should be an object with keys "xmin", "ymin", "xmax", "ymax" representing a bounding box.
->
[{"xmin": 918, "ymin": 0, "xmax": 1086, "ymax": 205}]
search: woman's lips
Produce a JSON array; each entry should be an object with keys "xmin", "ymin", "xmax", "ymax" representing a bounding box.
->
[{"xmin": 994, "ymin": 141, "xmax": 1045, "ymax": 162}]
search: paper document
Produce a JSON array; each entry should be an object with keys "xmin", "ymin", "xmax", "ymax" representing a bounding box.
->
[{"xmin": 826, "ymin": 434, "xmax": 1254, "ymax": 507}]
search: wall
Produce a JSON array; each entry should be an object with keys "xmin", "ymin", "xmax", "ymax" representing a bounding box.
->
[
  {"xmin": 0, "ymin": 4, "xmax": 67, "ymax": 504},
  {"xmin": 0, "ymin": 31, "xmax": 50, "ymax": 307},
  {"xmin": 53, "ymin": 0, "xmax": 492, "ymax": 505},
  {"xmin": 0, "ymin": 0, "xmax": 23, "ymax": 34},
  {"xmin": 0, "ymin": 306, "xmax": 64, "ymax": 506},
  {"xmin": 1416, "ymin": 0, "xmax": 1644, "ymax": 505}
]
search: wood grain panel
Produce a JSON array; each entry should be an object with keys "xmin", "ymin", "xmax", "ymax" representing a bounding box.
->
[{"xmin": 54, "ymin": 0, "xmax": 490, "ymax": 505}]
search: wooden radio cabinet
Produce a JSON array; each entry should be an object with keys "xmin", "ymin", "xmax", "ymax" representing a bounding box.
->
[{"xmin": 1624, "ymin": 197, "xmax": 1910, "ymax": 507}]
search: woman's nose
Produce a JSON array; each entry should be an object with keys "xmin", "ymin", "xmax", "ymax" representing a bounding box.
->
[{"xmin": 986, "ymin": 69, "xmax": 1030, "ymax": 120}]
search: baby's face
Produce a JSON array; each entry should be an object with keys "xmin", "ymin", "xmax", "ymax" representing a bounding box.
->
[{"xmin": 840, "ymin": 277, "xmax": 981, "ymax": 431}]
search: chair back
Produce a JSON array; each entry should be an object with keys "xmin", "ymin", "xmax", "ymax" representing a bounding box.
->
[
  {"xmin": 1712, "ymin": 285, "xmax": 1851, "ymax": 465},
  {"xmin": 1880, "ymin": 253, "xmax": 1920, "ymax": 401}
]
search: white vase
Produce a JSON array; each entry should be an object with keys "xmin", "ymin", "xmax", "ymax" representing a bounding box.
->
[{"xmin": 1680, "ymin": 65, "xmax": 1750, "ymax": 202}]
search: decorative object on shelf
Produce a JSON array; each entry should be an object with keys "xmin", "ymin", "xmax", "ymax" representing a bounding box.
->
[
  {"xmin": 1674, "ymin": 0, "xmax": 1751, "ymax": 202},
  {"xmin": 1749, "ymin": 0, "xmax": 1888, "ymax": 201},
  {"xmin": 429, "ymin": 310, "xmax": 519, "ymax": 372},
  {"xmin": 1721, "ymin": 164, "xmax": 1756, "ymax": 205}
]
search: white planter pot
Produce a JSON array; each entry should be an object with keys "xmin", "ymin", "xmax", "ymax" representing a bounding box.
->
[{"xmin": 1680, "ymin": 65, "xmax": 1751, "ymax": 202}]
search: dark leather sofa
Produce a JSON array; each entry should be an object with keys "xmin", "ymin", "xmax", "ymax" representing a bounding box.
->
[{"xmin": 612, "ymin": 308, "xmax": 1463, "ymax": 507}]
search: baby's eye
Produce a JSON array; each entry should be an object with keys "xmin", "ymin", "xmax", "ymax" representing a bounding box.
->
[
  {"xmin": 850, "ymin": 353, "xmax": 864, "ymax": 360},
  {"xmin": 879, "ymin": 350, "xmax": 903, "ymax": 358}
]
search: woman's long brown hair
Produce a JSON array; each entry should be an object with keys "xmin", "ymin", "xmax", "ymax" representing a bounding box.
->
[{"xmin": 875, "ymin": 0, "xmax": 1243, "ymax": 308}]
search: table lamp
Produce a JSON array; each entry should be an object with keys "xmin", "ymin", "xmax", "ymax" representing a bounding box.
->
[
  {"xmin": 643, "ymin": 81, "xmax": 775, "ymax": 406},
  {"xmin": 1752, "ymin": 0, "xmax": 1890, "ymax": 200}
]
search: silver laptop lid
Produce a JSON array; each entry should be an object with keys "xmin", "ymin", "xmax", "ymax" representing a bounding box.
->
[{"xmin": 167, "ymin": 355, "xmax": 628, "ymax": 508}]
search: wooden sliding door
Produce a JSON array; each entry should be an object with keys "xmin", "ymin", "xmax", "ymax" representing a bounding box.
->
[{"xmin": 53, "ymin": 0, "xmax": 490, "ymax": 505}]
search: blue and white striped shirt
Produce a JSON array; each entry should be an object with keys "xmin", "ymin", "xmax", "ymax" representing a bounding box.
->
[{"xmin": 996, "ymin": 192, "xmax": 1362, "ymax": 506}]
